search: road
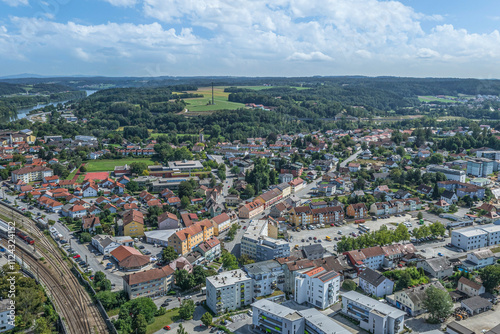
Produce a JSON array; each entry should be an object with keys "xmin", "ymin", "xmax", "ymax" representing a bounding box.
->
[{"xmin": 340, "ymin": 149, "xmax": 361, "ymax": 167}]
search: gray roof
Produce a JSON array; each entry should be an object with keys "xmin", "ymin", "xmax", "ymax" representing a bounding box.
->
[
  {"xmin": 404, "ymin": 281, "xmax": 446, "ymax": 305},
  {"xmin": 359, "ymin": 268, "xmax": 390, "ymax": 287},
  {"xmin": 472, "ymin": 249, "xmax": 494, "ymax": 260},
  {"xmin": 298, "ymin": 308, "xmax": 351, "ymax": 334},
  {"xmin": 302, "ymin": 244, "xmax": 325, "ymax": 258},
  {"xmin": 244, "ymin": 260, "xmax": 282, "ymax": 276},
  {"xmin": 342, "ymin": 291, "xmax": 405, "ymax": 318},
  {"xmin": 251, "ymin": 299, "xmax": 301, "ymax": 320},
  {"xmin": 442, "ymin": 190, "xmax": 456, "ymax": 199},
  {"xmin": 486, "ymin": 323, "xmax": 500, "ymax": 334},
  {"xmin": 447, "ymin": 321, "xmax": 475, "ymax": 334},
  {"xmin": 461, "ymin": 295, "xmax": 492, "ymax": 310},
  {"xmin": 424, "ymin": 257, "xmax": 452, "ymax": 273}
]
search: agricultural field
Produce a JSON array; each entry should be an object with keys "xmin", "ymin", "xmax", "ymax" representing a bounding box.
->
[
  {"xmin": 418, "ymin": 95, "xmax": 460, "ymax": 103},
  {"xmin": 239, "ymin": 85, "xmax": 310, "ymax": 91},
  {"xmin": 84, "ymin": 158, "xmax": 155, "ymax": 172},
  {"xmin": 182, "ymin": 86, "xmax": 244, "ymax": 112}
]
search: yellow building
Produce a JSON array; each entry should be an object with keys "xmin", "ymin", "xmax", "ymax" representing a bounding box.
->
[
  {"xmin": 122, "ymin": 210, "xmax": 144, "ymax": 237},
  {"xmin": 168, "ymin": 219, "xmax": 215, "ymax": 255}
]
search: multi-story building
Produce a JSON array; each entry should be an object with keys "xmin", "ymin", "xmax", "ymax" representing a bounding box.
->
[
  {"xmin": 255, "ymin": 237, "xmax": 290, "ymax": 262},
  {"xmin": 195, "ymin": 237, "xmax": 221, "ymax": 262},
  {"xmin": 167, "ymin": 160, "xmax": 204, "ymax": 172},
  {"xmin": 0, "ymin": 299, "xmax": 14, "ymax": 333},
  {"xmin": 294, "ymin": 267, "xmax": 341, "ymax": 310},
  {"xmin": 451, "ymin": 224, "xmax": 500, "ymax": 251},
  {"xmin": 206, "ymin": 269, "xmax": 253, "ymax": 315},
  {"xmin": 359, "ymin": 268, "xmax": 395, "ymax": 298},
  {"xmin": 465, "ymin": 249, "xmax": 495, "ymax": 269},
  {"xmin": 346, "ymin": 203, "xmax": 368, "ymax": 219},
  {"xmin": 244, "ymin": 260, "xmax": 285, "ymax": 298},
  {"xmin": 210, "ymin": 213, "xmax": 233, "ymax": 235},
  {"xmin": 344, "ymin": 246, "xmax": 385, "ymax": 273},
  {"xmin": 122, "ymin": 266, "xmax": 174, "ymax": 299},
  {"xmin": 241, "ymin": 219, "xmax": 290, "ymax": 261},
  {"xmin": 280, "ymin": 163, "xmax": 304, "ymax": 177},
  {"xmin": 168, "ymin": 219, "xmax": 214, "ymax": 255},
  {"xmin": 289, "ymin": 205, "xmax": 344, "ymax": 226},
  {"xmin": 251, "ymin": 299, "xmax": 351, "ymax": 334},
  {"xmin": 467, "ymin": 158, "xmax": 494, "ymax": 177},
  {"xmin": 416, "ymin": 257, "xmax": 453, "ymax": 279},
  {"xmin": 342, "ymin": 291, "xmax": 405, "ymax": 334},
  {"xmin": 11, "ymin": 165, "xmax": 53, "ymax": 183},
  {"xmin": 427, "ymin": 166, "xmax": 466, "ymax": 182},
  {"xmin": 122, "ymin": 210, "xmax": 144, "ymax": 237},
  {"xmin": 238, "ymin": 201, "xmax": 264, "ymax": 219},
  {"xmin": 255, "ymin": 188, "xmax": 283, "ymax": 209}
]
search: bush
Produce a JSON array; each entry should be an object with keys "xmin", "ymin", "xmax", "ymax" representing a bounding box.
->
[{"xmin": 342, "ymin": 279, "xmax": 357, "ymax": 291}]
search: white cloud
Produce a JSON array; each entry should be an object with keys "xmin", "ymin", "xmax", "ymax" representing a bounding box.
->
[
  {"xmin": 2, "ymin": 0, "xmax": 500, "ymax": 77},
  {"xmin": 102, "ymin": 0, "xmax": 137, "ymax": 7},
  {"xmin": 1, "ymin": 0, "xmax": 29, "ymax": 6}
]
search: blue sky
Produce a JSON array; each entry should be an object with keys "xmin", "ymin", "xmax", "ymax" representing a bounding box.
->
[{"xmin": 0, "ymin": 0, "xmax": 500, "ymax": 78}]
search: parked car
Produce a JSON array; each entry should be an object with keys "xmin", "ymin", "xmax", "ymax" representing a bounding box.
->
[
  {"xmin": 163, "ymin": 325, "xmax": 171, "ymax": 330},
  {"xmin": 139, "ymin": 245, "xmax": 145, "ymax": 249},
  {"xmin": 73, "ymin": 254, "xmax": 80, "ymax": 259}
]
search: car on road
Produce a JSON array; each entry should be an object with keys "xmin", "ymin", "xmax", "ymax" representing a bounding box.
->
[
  {"xmin": 163, "ymin": 325, "xmax": 171, "ymax": 330},
  {"xmin": 139, "ymin": 245, "xmax": 145, "ymax": 249},
  {"xmin": 161, "ymin": 302, "xmax": 170, "ymax": 307},
  {"xmin": 73, "ymin": 254, "xmax": 80, "ymax": 259},
  {"xmin": 301, "ymin": 239, "xmax": 305, "ymax": 242},
  {"xmin": 438, "ymin": 253, "xmax": 443, "ymax": 256},
  {"xmin": 184, "ymin": 295, "xmax": 191, "ymax": 299}
]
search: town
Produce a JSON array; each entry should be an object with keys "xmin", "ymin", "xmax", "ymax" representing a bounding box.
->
[{"xmin": 2, "ymin": 113, "xmax": 500, "ymax": 334}]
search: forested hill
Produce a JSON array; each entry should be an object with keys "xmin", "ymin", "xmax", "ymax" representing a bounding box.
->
[{"xmin": 0, "ymin": 82, "xmax": 76, "ymax": 96}]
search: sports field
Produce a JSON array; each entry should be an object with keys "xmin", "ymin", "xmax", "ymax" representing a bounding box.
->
[{"xmin": 84, "ymin": 158, "xmax": 155, "ymax": 172}]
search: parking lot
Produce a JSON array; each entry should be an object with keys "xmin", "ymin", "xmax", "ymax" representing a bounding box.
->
[{"xmin": 288, "ymin": 213, "xmax": 452, "ymax": 255}]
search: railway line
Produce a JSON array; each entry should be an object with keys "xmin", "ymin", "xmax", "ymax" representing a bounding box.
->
[{"xmin": 0, "ymin": 203, "xmax": 108, "ymax": 334}]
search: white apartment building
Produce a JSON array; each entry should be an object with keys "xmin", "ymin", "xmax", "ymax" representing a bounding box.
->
[
  {"xmin": 206, "ymin": 269, "xmax": 253, "ymax": 315},
  {"xmin": 342, "ymin": 291, "xmax": 405, "ymax": 334},
  {"xmin": 251, "ymin": 299, "xmax": 351, "ymax": 334},
  {"xmin": 294, "ymin": 266, "xmax": 341, "ymax": 310},
  {"xmin": 0, "ymin": 299, "xmax": 14, "ymax": 333},
  {"xmin": 451, "ymin": 224, "xmax": 500, "ymax": 251},
  {"xmin": 466, "ymin": 249, "xmax": 495, "ymax": 269},
  {"xmin": 11, "ymin": 165, "xmax": 53, "ymax": 183},
  {"xmin": 241, "ymin": 219, "xmax": 268, "ymax": 259},
  {"xmin": 359, "ymin": 268, "xmax": 395, "ymax": 298},
  {"xmin": 241, "ymin": 219, "xmax": 290, "ymax": 261},
  {"xmin": 244, "ymin": 260, "xmax": 286, "ymax": 298}
]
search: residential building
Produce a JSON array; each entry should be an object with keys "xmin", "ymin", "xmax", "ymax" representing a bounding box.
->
[
  {"xmin": 465, "ymin": 249, "xmax": 495, "ymax": 269},
  {"xmin": 110, "ymin": 245, "xmax": 150, "ymax": 271},
  {"xmin": 346, "ymin": 203, "xmax": 368, "ymax": 219},
  {"xmin": 167, "ymin": 219, "xmax": 214, "ymax": 256},
  {"xmin": 294, "ymin": 266, "xmax": 341, "ymax": 310},
  {"xmin": 427, "ymin": 166, "xmax": 466, "ymax": 182},
  {"xmin": 451, "ymin": 224, "xmax": 500, "ymax": 250},
  {"xmin": 244, "ymin": 260, "xmax": 285, "ymax": 298},
  {"xmin": 194, "ymin": 237, "xmax": 221, "ymax": 263},
  {"xmin": 82, "ymin": 215, "xmax": 101, "ymax": 232},
  {"xmin": 11, "ymin": 165, "xmax": 53, "ymax": 183},
  {"xmin": 342, "ymin": 291, "xmax": 405, "ymax": 334},
  {"xmin": 211, "ymin": 212, "xmax": 233, "ymax": 235},
  {"xmin": 289, "ymin": 177, "xmax": 305, "ymax": 193},
  {"xmin": 457, "ymin": 277, "xmax": 485, "ymax": 297},
  {"xmin": 157, "ymin": 212, "xmax": 179, "ymax": 230},
  {"xmin": 241, "ymin": 219, "xmax": 290, "ymax": 261},
  {"xmin": 122, "ymin": 266, "xmax": 174, "ymax": 299},
  {"xmin": 344, "ymin": 246, "xmax": 385, "ymax": 272},
  {"xmin": 302, "ymin": 244, "xmax": 325, "ymax": 260},
  {"xmin": 467, "ymin": 158, "xmax": 494, "ymax": 177},
  {"xmin": 122, "ymin": 210, "xmax": 144, "ymax": 237},
  {"xmin": 391, "ymin": 282, "xmax": 446, "ymax": 316},
  {"xmin": 238, "ymin": 201, "xmax": 264, "ymax": 219},
  {"xmin": 416, "ymin": 257, "xmax": 453, "ymax": 279},
  {"xmin": 359, "ymin": 268, "xmax": 395, "ymax": 298},
  {"xmin": 255, "ymin": 188, "xmax": 283, "ymax": 209},
  {"xmin": 280, "ymin": 163, "xmax": 304, "ymax": 177},
  {"xmin": 0, "ymin": 299, "xmax": 14, "ymax": 333},
  {"xmin": 206, "ymin": 269, "xmax": 253, "ymax": 315},
  {"xmin": 251, "ymin": 299, "xmax": 351, "ymax": 334},
  {"xmin": 92, "ymin": 234, "xmax": 121, "ymax": 254}
]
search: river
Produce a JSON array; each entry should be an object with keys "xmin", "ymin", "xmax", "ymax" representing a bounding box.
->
[{"xmin": 16, "ymin": 90, "xmax": 98, "ymax": 119}]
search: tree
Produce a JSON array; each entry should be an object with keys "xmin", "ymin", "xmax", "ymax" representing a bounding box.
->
[
  {"xmin": 217, "ymin": 168, "xmax": 226, "ymax": 181},
  {"xmin": 126, "ymin": 181, "xmax": 139, "ymax": 192},
  {"xmin": 133, "ymin": 313, "xmax": 148, "ymax": 334},
  {"xmin": 130, "ymin": 162, "xmax": 148, "ymax": 175},
  {"xmin": 79, "ymin": 165, "xmax": 87, "ymax": 173},
  {"xmin": 79, "ymin": 232, "xmax": 92, "ymax": 243},
  {"xmin": 222, "ymin": 252, "xmax": 238, "ymax": 270},
  {"xmin": 177, "ymin": 324, "xmax": 189, "ymax": 334},
  {"xmin": 181, "ymin": 196, "xmax": 190, "ymax": 208},
  {"xmin": 342, "ymin": 279, "xmax": 357, "ymax": 291},
  {"xmin": 423, "ymin": 285, "xmax": 453, "ymax": 322},
  {"xmin": 34, "ymin": 317, "xmax": 51, "ymax": 334},
  {"xmin": 162, "ymin": 246, "xmax": 178, "ymax": 263},
  {"xmin": 179, "ymin": 299, "xmax": 195, "ymax": 320},
  {"xmin": 429, "ymin": 221, "xmax": 446, "ymax": 236},
  {"xmin": 429, "ymin": 153, "xmax": 444, "ymax": 165},
  {"xmin": 394, "ymin": 223, "xmax": 410, "ymax": 241},
  {"xmin": 480, "ymin": 265, "xmax": 500, "ymax": 292},
  {"xmin": 201, "ymin": 312, "xmax": 213, "ymax": 327},
  {"xmin": 178, "ymin": 181, "xmax": 193, "ymax": 198},
  {"xmin": 230, "ymin": 165, "xmax": 241, "ymax": 174},
  {"xmin": 193, "ymin": 266, "xmax": 207, "ymax": 286},
  {"xmin": 417, "ymin": 212, "xmax": 423, "ymax": 220},
  {"xmin": 175, "ymin": 269, "xmax": 195, "ymax": 290}
]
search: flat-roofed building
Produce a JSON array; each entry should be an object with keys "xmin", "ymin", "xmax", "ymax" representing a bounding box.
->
[
  {"xmin": 206, "ymin": 269, "xmax": 253, "ymax": 315},
  {"xmin": 451, "ymin": 224, "xmax": 500, "ymax": 250},
  {"xmin": 167, "ymin": 160, "xmax": 203, "ymax": 172}
]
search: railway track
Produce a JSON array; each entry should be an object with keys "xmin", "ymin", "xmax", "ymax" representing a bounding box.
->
[{"xmin": 0, "ymin": 203, "xmax": 108, "ymax": 334}]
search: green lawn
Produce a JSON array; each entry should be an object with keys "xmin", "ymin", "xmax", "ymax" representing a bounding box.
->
[
  {"xmin": 185, "ymin": 98, "xmax": 244, "ymax": 112},
  {"xmin": 146, "ymin": 309, "xmax": 180, "ymax": 334},
  {"xmin": 66, "ymin": 168, "xmax": 79, "ymax": 180},
  {"xmin": 418, "ymin": 95, "xmax": 459, "ymax": 103},
  {"xmin": 238, "ymin": 85, "xmax": 310, "ymax": 91},
  {"xmin": 84, "ymin": 158, "xmax": 155, "ymax": 172}
]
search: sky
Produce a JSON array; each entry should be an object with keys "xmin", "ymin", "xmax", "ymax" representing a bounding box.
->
[{"xmin": 0, "ymin": 0, "xmax": 500, "ymax": 78}]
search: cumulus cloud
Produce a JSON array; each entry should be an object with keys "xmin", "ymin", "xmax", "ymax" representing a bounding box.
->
[
  {"xmin": 2, "ymin": 0, "xmax": 500, "ymax": 77},
  {"xmin": 1, "ymin": 0, "xmax": 29, "ymax": 6}
]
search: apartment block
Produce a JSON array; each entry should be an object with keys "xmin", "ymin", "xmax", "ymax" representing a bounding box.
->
[{"xmin": 206, "ymin": 269, "xmax": 253, "ymax": 315}]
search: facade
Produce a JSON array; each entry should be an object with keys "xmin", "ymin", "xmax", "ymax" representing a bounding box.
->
[
  {"xmin": 457, "ymin": 277, "xmax": 485, "ymax": 297},
  {"xmin": 451, "ymin": 224, "xmax": 500, "ymax": 250},
  {"xmin": 0, "ymin": 299, "xmax": 14, "ymax": 333},
  {"xmin": 294, "ymin": 267, "xmax": 341, "ymax": 310},
  {"xmin": 359, "ymin": 268, "xmax": 395, "ymax": 298},
  {"xmin": 346, "ymin": 203, "xmax": 368, "ymax": 218},
  {"xmin": 122, "ymin": 266, "xmax": 174, "ymax": 299},
  {"xmin": 11, "ymin": 165, "xmax": 53, "ymax": 183},
  {"xmin": 467, "ymin": 158, "xmax": 494, "ymax": 177},
  {"xmin": 416, "ymin": 257, "xmax": 453, "ymax": 279},
  {"xmin": 342, "ymin": 291, "xmax": 405, "ymax": 334},
  {"xmin": 157, "ymin": 212, "xmax": 179, "ymax": 230},
  {"xmin": 241, "ymin": 219, "xmax": 290, "ymax": 261},
  {"xmin": 195, "ymin": 237, "xmax": 221, "ymax": 263},
  {"xmin": 92, "ymin": 234, "xmax": 121, "ymax": 254},
  {"xmin": 144, "ymin": 230, "xmax": 176, "ymax": 247},
  {"xmin": 206, "ymin": 269, "xmax": 253, "ymax": 315},
  {"xmin": 391, "ymin": 282, "xmax": 446, "ymax": 316},
  {"xmin": 238, "ymin": 201, "xmax": 264, "ymax": 219},
  {"xmin": 122, "ymin": 210, "xmax": 144, "ymax": 237},
  {"xmin": 210, "ymin": 212, "xmax": 232, "ymax": 235},
  {"xmin": 465, "ymin": 249, "xmax": 495, "ymax": 269},
  {"xmin": 427, "ymin": 166, "xmax": 466, "ymax": 182},
  {"xmin": 167, "ymin": 219, "xmax": 214, "ymax": 255},
  {"xmin": 244, "ymin": 260, "xmax": 285, "ymax": 298},
  {"xmin": 251, "ymin": 299, "xmax": 351, "ymax": 334}
]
